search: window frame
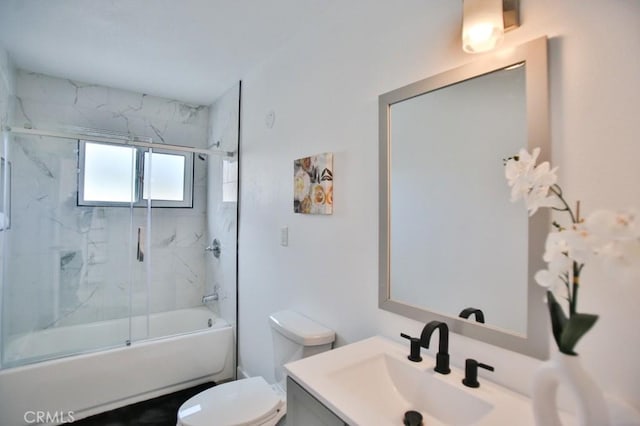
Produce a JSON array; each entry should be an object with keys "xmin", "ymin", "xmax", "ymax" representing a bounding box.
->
[{"xmin": 77, "ymin": 140, "xmax": 194, "ymax": 208}]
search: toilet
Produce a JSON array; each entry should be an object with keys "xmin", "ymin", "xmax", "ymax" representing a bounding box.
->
[{"xmin": 177, "ymin": 310, "xmax": 335, "ymax": 426}]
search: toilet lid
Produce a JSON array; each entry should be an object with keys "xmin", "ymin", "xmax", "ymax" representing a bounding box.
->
[{"xmin": 177, "ymin": 377, "xmax": 284, "ymax": 426}]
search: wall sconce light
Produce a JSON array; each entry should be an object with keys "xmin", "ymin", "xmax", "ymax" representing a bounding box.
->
[{"xmin": 462, "ymin": 0, "xmax": 519, "ymax": 54}]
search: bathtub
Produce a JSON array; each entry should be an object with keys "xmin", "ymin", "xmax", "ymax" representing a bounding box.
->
[{"xmin": 0, "ymin": 306, "xmax": 234, "ymax": 426}]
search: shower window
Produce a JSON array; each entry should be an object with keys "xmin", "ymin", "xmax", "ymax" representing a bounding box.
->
[
  {"xmin": 81, "ymin": 142, "xmax": 137, "ymax": 203},
  {"xmin": 78, "ymin": 140, "xmax": 194, "ymax": 207},
  {"xmin": 222, "ymin": 159, "xmax": 238, "ymax": 203}
]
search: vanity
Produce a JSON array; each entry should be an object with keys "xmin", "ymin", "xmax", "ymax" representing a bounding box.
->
[
  {"xmin": 286, "ymin": 377, "xmax": 346, "ymax": 426},
  {"xmin": 284, "ymin": 336, "xmax": 574, "ymax": 425}
]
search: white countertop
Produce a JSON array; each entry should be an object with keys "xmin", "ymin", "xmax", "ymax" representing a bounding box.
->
[{"xmin": 285, "ymin": 335, "xmax": 575, "ymax": 426}]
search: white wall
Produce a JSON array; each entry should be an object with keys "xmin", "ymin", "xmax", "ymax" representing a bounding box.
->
[{"xmin": 238, "ymin": 0, "xmax": 640, "ymax": 416}]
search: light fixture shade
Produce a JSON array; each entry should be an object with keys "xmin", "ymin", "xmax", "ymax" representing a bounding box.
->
[{"xmin": 462, "ymin": 0, "xmax": 504, "ymax": 53}]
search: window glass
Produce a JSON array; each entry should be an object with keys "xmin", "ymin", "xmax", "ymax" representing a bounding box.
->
[
  {"xmin": 83, "ymin": 143, "xmax": 136, "ymax": 202},
  {"xmin": 79, "ymin": 141, "xmax": 193, "ymax": 208},
  {"xmin": 222, "ymin": 159, "xmax": 238, "ymax": 203},
  {"xmin": 143, "ymin": 152, "xmax": 185, "ymax": 201}
]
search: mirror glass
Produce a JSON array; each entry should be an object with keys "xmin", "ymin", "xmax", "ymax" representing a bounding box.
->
[
  {"xmin": 379, "ymin": 38, "xmax": 550, "ymax": 359},
  {"xmin": 390, "ymin": 64, "xmax": 528, "ymax": 335}
]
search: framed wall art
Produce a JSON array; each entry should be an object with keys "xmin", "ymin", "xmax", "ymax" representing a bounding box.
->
[{"xmin": 293, "ymin": 152, "xmax": 333, "ymax": 215}]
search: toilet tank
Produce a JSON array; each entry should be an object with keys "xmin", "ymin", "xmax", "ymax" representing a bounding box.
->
[{"xmin": 269, "ymin": 311, "xmax": 335, "ymax": 384}]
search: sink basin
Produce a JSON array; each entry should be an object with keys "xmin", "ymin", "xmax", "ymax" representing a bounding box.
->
[
  {"xmin": 327, "ymin": 353, "xmax": 492, "ymax": 425},
  {"xmin": 284, "ymin": 335, "xmax": 570, "ymax": 426}
]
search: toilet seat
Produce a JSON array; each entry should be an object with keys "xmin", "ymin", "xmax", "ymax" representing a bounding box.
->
[{"xmin": 177, "ymin": 377, "xmax": 285, "ymax": 426}]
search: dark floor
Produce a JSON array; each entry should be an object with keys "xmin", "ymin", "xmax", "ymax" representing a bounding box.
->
[{"xmin": 68, "ymin": 382, "xmax": 216, "ymax": 426}]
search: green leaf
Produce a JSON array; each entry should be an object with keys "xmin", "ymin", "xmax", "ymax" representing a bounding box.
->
[
  {"xmin": 559, "ymin": 313, "xmax": 598, "ymax": 355},
  {"xmin": 546, "ymin": 291, "xmax": 568, "ymax": 350}
]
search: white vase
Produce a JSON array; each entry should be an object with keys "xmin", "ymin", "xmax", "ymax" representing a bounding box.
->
[{"xmin": 532, "ymin": 351, "xmax": 610, "ymax": 426}]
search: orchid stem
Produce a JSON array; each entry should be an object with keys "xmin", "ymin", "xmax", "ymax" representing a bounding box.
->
[
  {"xmin": 570, "ymin": 262, "xmax": 580, "ymax": 316},
  {"xmin": 549, "ymin": 185, "xmax": 578, "ymax": 224}
]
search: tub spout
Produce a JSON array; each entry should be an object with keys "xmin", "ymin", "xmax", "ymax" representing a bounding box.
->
[{"xmin": 202, "ymin": 293, "xmax": 219, "ymax": 304}]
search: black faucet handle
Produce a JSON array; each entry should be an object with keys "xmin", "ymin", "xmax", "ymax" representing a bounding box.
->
[
  {"xmin": 462, "ymin": 358, "xmax": 494, "ymax": 388},
  {"xmin": 400, "ymin": 333, "xmax": 422, "ymax": 362}
]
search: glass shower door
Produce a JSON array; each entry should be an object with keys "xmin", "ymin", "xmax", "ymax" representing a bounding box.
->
[
  {"xmin": 0, "ymin": 132, "xmax": 136, "ymax": 368},
  {"xmin": 130, "ymin": 145, "xmax": 200, "ymax": 342}
]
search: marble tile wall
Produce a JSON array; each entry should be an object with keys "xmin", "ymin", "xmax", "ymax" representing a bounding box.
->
[
  {"xmin": 205, "ymin": 83, "xmax": 239, "ymax": 332},
  {"xmin": 0, "ymin": 47, "xmax": 16, "ymax": 347},
  {"xmin": 3, "ymin": 70, "xmax": 211, "ymax": 339},
  {"xmin": 0, "ymin": 47, "xmax": 15, "ymax": 128}
]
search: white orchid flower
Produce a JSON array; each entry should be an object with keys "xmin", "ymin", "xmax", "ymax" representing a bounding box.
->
[
  {"xmin": 563, "ymin": 225, "xmax": 598, "ymax": 264},
  {"xmin": 534, "ymin": 269, "xmax": 565, "ymax": 291},
  {"xmin": 597, "ymin": 239, "xmax": 640, "ymax": 268},
  {"xmin": 581, "ymin": 209, "xmax": 640, "ymax": 285},
  {"xmin": 524, "ymin": 184, "xmax": 558, "ymax": 217},
  {"xmin": 535, "ymin": 232, "xmax": 571, "ymax": 291},
  {"xmin": 505, "ymin": 147, "xmax": 540, "ymax": 185},
  {"xmin": 597, "ymin": 239, "xmax": 640, "ymax": 285},
  {"xmin": 504, "ymin": 146, "xmax": 638, "ymax": 354},
  {"xmin": 540, "ymin": 232, "xmax": 571, "ymax": 276},
  {"xmin": 505, "ymin": 147, "xmax": 559, "ymax": 216},
  {"xmin": 542, "ymin": 231, "xmax": 572, "ymax": 264},
  {"xmin": 505, "ymin": 148, "xmax": 539, "ymax": 201},
  {"xmin": 584, "ymin": 209, "xmax": 640, "ymax": 241}
]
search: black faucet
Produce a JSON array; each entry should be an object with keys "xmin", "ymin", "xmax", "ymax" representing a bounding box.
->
[
  {"xmin": 459, "ymin": 307, "xmax": 485, "ymax": 323},
  {"xmin": 420, "ymin": 321, "xmax": 451, "ymax": 374}
]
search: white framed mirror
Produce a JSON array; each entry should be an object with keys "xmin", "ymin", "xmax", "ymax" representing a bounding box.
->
[{"xmin": 379, "ymin": 37, "xmax": 550, "ymax": 359}]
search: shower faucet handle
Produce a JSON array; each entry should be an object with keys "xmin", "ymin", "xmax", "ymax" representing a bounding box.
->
[{"xmin": 205, "ymin": 238, "xmax": 221, "ymax": 258}]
